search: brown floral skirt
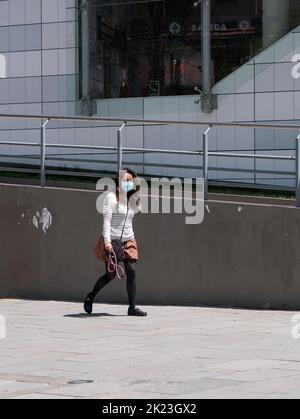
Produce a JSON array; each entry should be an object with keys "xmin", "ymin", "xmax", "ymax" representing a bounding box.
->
[{"xmin": 94, "ymin": 235, "xmax": 139, "ymax": 262}]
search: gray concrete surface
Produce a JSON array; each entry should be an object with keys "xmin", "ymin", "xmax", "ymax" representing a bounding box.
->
[
  {"xmin": 1, "ymin": 182, "xmax": 300, "ymax": 309},
  {"xmin": 1, "ymin": 299, "xmax": 300, "ymax": 399}
]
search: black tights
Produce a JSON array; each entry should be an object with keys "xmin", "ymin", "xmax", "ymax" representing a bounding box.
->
[{"xmin": 90, "ymin": 260, "xmax": 137, "ymax": 308}]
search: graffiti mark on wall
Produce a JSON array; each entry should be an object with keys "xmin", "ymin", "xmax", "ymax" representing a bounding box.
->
[
  {"xmin": 19, "ymin": 207, "xmax": 53, "ymax": 234},
  {"xmin": 32, "ymin": 208, "xmax": 52, "ymax": 234}
]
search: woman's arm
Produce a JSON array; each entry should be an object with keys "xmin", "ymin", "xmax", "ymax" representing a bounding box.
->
[
  {"xmin": 102, "ymin": 193, "xmax": 115, "ymax": 245},
  {"xmin": 136, "ymin": 196, "xmax": 142, "ymax": 213}
]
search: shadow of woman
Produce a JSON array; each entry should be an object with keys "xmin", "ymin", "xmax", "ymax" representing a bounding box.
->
[{"xmin": 64, "ymin": 313, "xmax": 127, "ymax": 318}]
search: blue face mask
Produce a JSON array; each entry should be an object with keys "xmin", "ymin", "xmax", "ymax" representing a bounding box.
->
[{"xmin": 121, "ymin": 181, "xmax": 135, "ymax": 193}]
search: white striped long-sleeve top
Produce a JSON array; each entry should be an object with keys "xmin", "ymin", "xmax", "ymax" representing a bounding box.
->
[{"xmin": 102, "ymin": 192, "xmax": 140, "ymax": 244}]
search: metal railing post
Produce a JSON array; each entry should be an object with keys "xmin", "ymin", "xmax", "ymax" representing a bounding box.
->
[
  {"xmin": 203, "ymin": 125, "xmax": 211, "ymax": 200},
  {"xmin": 200, "ymin": 0, "xmax": 217, "ymax": 112},
  {"xmin": 117, "ymin": 122, "xmax": 126, "ymax": 173},
  {"xmin": 296, "ymin": 134, "xmax": 300, "ymax": 207},
  {"xmin": 80, "ymin": 0, "xmax": 91, "ymax": 116},
  {"xmin": 40, "ymin": 119, "xmax": 49, "ymax": 187}
]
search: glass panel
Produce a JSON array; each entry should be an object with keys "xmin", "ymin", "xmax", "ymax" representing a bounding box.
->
[
  {"xmin": 0, "ymin": 27, "xmax": 9, "ymax": 53},
  {"xmin": 89, "ymin": 0, "xmax": 264, "ymax": 99},
  {"xmin": 25, "ymin": 24, "xmax": 42, "ymax": 51},
  {"xmin": 86, "ymin": 0, "xmax": 300, "ymax": 100},
  {"xmin": 9, "ymin": 26, "xmax": 26, "ymax": 52}
]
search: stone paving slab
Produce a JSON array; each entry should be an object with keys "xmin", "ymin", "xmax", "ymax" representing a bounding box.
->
[{"xmin": 0, "ymin": 299, "xmax": 300, "ymax": 399}]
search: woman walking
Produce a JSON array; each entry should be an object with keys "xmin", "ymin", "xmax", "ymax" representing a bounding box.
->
[{"xmin": 84, "ymin": 168, "xmax": 147, "ymax": 317}]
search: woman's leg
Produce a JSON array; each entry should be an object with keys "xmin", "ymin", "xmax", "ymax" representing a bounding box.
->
[
  {"xmin": 90, "ymin": 264, "xmax": 116, "ymax": 299},
  {"xmin": 124, "ymin": 260, "xmax": 137, "ymax": 309},
  {"xmin": 84, "ymin": 264, "xmax": 116, "ymax": 313},
  {"xmin": 124, "ymin": 259, "xmax": 147, "ymax": 316}
]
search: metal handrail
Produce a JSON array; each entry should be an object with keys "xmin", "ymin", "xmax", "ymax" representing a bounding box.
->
[
  {"xmin": 208, "ymin": 152, "xmax": 295, "ymax": 160},
  {"xmin": 0, "ymin": 113, "xmax": 299, "ymax": 206},
  {"xmin": 1, "ymin": 141, "xmax": 294, "ymax": 162},
  {"xmin": 1, "ymin": 113, "xmax": 300, "ymax": 131}
]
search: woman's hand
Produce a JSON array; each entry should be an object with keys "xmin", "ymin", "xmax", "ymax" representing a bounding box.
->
[{"xmin": 105, "ymin": 242, "xmax": 113, "ymax": 253}]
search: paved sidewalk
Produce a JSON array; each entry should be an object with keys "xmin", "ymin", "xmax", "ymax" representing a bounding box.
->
[{"xmin": 0, "ymin": 299, "xmax": 300, "ymax": 399}]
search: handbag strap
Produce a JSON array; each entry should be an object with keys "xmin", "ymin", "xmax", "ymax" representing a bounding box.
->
[
  {"xmin": 120, "ymin": 203, "xmax": 129, "ymax": 242},
  {"xmin": 107, "ymin": 249, "xmax": 125, "ymax": 279}
]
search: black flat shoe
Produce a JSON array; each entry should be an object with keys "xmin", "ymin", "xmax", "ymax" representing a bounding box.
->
[
  {"xmin": 128, "ymin": 307, "xmax": 148, "ymax": 317},
  {"xmin": 84, "ymin": 293, "xmax": 94, "ymax": 314}
]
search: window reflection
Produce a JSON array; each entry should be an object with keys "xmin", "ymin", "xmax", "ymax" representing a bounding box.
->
[{"xmin": 88, "ymin": 0, "xmax": 300, "ymax": 99}]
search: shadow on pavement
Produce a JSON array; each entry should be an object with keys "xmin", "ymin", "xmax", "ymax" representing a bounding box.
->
[{"xmin": 64, "ymin": 313, "xmax": 127, "ymax": 318}]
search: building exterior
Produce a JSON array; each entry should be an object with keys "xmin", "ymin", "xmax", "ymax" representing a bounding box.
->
[{"xmin": 0, "ymin": 0, "xmax": 300, "ymax": 188}]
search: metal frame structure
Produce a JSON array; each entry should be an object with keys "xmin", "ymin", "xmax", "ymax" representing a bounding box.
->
[
  {"xmin": 80, "ymin": 0, "xmax": 218, "ymax": 113},
  {"xmin": 0, "ymin": 113, "xmax": 299, "ymax": 206}
]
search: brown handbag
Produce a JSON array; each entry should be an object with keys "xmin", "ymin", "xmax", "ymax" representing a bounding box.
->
[{"xmin": 93, "ymin": 238, "xmax": 103, "ymax": 260}]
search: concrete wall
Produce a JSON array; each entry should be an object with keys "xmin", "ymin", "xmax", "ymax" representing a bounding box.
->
[{"xmin": 1, "ymin": 182, "xmax": 300, "ymax": 310}]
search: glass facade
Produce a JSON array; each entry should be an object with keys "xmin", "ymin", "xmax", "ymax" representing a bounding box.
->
[
  {"xmin": 0, "ymin": 0, "xmax": 79, "ymax": 169},
  {"xmin": 88, "ymin": 0, "xmax": 300, "ymax": 100},
  {"xmin": 0, "ymin": 0, "xmax": 79, "ymax": 111}
]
